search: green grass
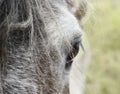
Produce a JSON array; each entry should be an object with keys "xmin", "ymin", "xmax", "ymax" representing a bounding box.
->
[{"xmin": 83, "ymin": 0, "xmax": 120, "ymax": 94}]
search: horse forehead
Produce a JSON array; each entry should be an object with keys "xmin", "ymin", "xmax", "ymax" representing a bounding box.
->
[
  {"xmin": 46, "ymin": 6, "xmax": 82, "ymax": 42},
  {"xmin": 59, "ymin": 6, "xmax": 82, "ymax": 35}
]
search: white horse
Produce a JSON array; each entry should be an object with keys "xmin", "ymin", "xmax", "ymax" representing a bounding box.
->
[{"xmin": 0, "ymin": 0, "xmax": 89, "ymax": 94}]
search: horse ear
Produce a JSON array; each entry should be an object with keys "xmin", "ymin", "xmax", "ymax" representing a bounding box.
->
[{"xmin": 66, "ymin": 0, "xmax": 88, "ymax": 21}]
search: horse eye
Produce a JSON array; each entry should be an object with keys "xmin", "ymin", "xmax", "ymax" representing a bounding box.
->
[{"xmin": 65, "ymin": 41, "xmax": 80, "ymax": 70}]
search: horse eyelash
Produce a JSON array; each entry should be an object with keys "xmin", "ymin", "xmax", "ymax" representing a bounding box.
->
[{"xmin": 79, "ymin": 40, "xmax": 85, "ymax": 52}]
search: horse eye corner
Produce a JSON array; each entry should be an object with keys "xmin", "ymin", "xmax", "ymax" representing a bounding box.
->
[{"xmin": 65, "ymin": 60, "xmax": 73, "ymax": 70}]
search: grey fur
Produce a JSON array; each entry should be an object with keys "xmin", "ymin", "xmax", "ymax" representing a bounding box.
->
[{"xmin": 0, "ymin": 0, "xmax": 86, "ymax": 94}]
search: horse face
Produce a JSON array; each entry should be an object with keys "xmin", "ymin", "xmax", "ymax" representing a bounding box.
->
[
  {"xmin": 43, "ymin": 4, "xmax": 83, "ymax": 94},
  {"xmin": 0, "ymin": 0, "xmax": 84, "ymax": 94}
]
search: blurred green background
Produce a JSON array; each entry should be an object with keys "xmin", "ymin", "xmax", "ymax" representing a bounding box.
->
[{"xmin": 82, "ymin": 0, "xmax": 120, "ymax": 94}]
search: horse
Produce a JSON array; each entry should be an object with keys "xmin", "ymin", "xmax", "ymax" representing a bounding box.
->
[{"xmin": 0, "ymin": 0, "xmax": 88, "ymax": 94}]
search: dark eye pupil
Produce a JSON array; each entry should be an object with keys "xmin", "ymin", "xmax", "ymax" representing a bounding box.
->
[
  {"xmin": 72, "ymin": 41, "xmax": 80, "ymax": 56},
  {"xmin": 65, "ymin": 41, "xmax": 80, "ymax": 70}
]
